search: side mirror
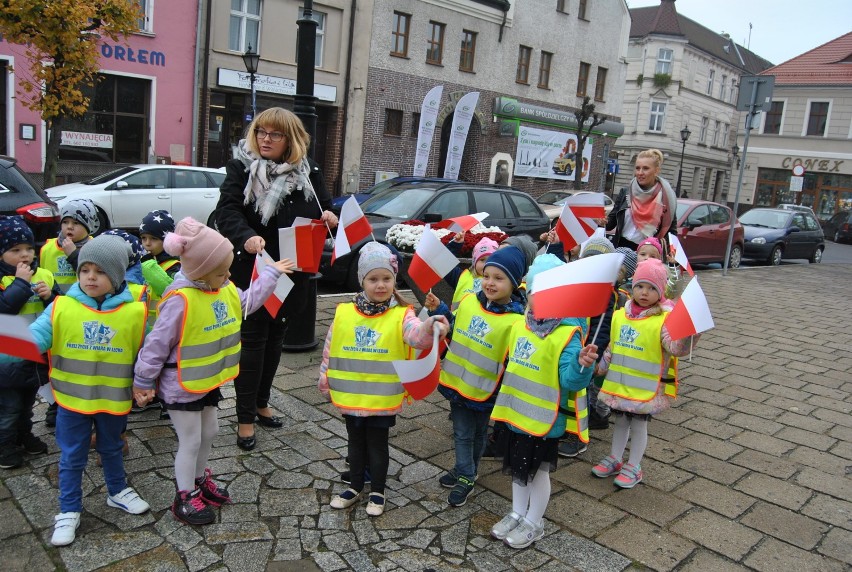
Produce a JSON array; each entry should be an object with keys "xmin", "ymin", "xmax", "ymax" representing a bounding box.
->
[
  {"xmin": 423, "ymin": 213, "xmax": 442, "ymax": 223},
  {"xmin": 788, "ymin": 226, "xmax": 801, "ymax": 233},
  {"xmin": 685, "ymin": 218, "xmax": 701, "ymax": 229},
  {"xmin": 115, "ymin": 180, "xmax": 128, "ymax": 189}
]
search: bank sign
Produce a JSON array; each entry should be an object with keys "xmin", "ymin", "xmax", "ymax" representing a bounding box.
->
[{"xmin": 514, "ymin": 125, "xmax": 593, "ymax": 182}]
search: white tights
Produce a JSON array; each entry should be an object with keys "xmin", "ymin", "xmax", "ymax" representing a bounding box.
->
[
  {"xmin": 511, "ymin": 469, "xmax": 551, "ymax": 526},
  {"xmin": 610, "ymin": 413, "xmax": 649, "ymax": 467},
  {"xmin": 169, "ymin": 407, "xmax": 219, "ymax": 491}
]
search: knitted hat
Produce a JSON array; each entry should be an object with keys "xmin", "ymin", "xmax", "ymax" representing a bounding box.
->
[
  {"xmin": 500, "ymin": 235, "xmax": 538, "ymax": 269},
  {"xmin": 139, "ymin": 210, "xmax": 175, "ymax": 240},
  {"xmin": 633, "ymin": 259, "xmax": 668, "ymax": 301},
  {"xmin": 0, "ymin": 215, "xmax": 35, "ymax": 255},
  {"xmin": 616, "ymin": 247, "xmax": 638, "ymax": 280},
  {"xmin": 526, "ymin": 253, "xmax": 564, "ymax": 294},
  {"xmin": 357, "ymin": 241, "xmax": 398, "ymax": 285},
  {"xmin": 484, "ymin": 245, "xmax": 526, "ymax": 289},
  {"xmin": 60, "ymin": 198, "xmax": 99, "ymax": 234},
  {"xmin": 472, "ymin": 237, "xmax": 499, "ymax": 266},
  {"xmin": 580, "ymin": 235, "xmax": 615, "ymax": 258},
  {"xmin": 637, "ymin": 236, "xmax": 664, "ymax": 258},
  {"xmin": 101, "ymin": 229, "xmax": 144, "ymax": 268},
  {"xmin": 163, "ymin": 217, "xmax": 233, "ymax": 280},
  {"xmin": 77, "ymin": 235, "xmax": 131, "ymax": 291}
]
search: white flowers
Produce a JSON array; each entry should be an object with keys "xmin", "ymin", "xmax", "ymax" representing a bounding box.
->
[{"xmin": 386, "ymin": 222, "xmax": 503, "ymax": 253}]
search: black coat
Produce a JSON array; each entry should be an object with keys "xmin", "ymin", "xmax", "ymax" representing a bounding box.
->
[{"xmin": 606, "ymin": 186, "xmax": 677, "ymax": 249}]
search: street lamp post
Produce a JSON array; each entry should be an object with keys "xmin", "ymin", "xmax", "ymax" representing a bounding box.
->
[
  {"xmin": 241, "ymin": 44, "xmax": 259, "ymax": 119},
  {"xmin": 675, "ymin": 126, "xmax": 690, "ymax": 198}
]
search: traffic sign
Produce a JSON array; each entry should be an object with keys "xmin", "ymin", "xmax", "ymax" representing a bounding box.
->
[
  {"xmin": 792, "ymin": 165, "xmax": 805, "ymax": 177},
  {"xmin": 790, "ymin": 176, "xmax": 804, "ymax": 192}
]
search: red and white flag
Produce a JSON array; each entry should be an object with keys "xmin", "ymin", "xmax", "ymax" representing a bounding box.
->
[
  {"xmin": 0, "ymin": 315, "xmax": 45, "ymax": 363},
  {"xmin": 278, "ymin": 218, "xmax": 326, "ymax": 273},
  {"xmin": 668, "ymin": 233, "xmax": 694, "ymax": 276},
  {"xmin": 332, "ymin": 196, "xmax": 373, "ymax": 263},
  {"xmin": 435, "ymin": 212, "xmax": 489, "ymax": 233},
  {"xmin": 252, "ymin": 250, "xmax": 294, "ymax": 318},
  {"xmin": 664, "ymin": 277, "xmax": 714, "ymax": 340},
  {"xmin": 392, "ymin": 323, "xmax": 443, "ymax": 400},
  {"xmin": 407, "ymin": 227, "xmax": 460, "ymax": 292},
  {"xmin": 554, "ymin": 193, "xmax": 606, "ymax": 250},
  {"xmin": 530, "ymin": 252, "xmax": 624, "ymax": 319}
]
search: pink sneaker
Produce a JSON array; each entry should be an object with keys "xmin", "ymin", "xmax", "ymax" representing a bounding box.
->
[
  {"xmin": 591, "ymin": 455, "xmax": 623, "ymax": 478},
  {"xmin": 614, "ymin": 463, "xmax": 643, "ymax": 488}
]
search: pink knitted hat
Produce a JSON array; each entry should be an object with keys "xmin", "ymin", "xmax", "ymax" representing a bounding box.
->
[
  {"xmin": 163, "ymin": 217, "xmax": 233, "ymax": 280},
  {"xmin": 637, "ymin": 236, "xmax": 664, "ymax": 258},
  {"xmin": 632, "ymin": 259, "xmax": 668, "ymax": 302},
  {"xmin": 472, "ymin": 237, "xmax": 499, "ymax": 266}
]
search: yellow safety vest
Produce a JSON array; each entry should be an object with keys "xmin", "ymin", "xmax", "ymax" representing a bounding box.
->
[
  {"xmin": 0, "ymin": 268, "xmax": 55, "ymax": 323},
  {"xmin": 39, "ymin": 238, "xmax": 78, "ymax": 293},
  {"xmin": 450, "ymin": 269, "xmax": 476, "ymax": 311},
  {"xmin": 48, "ymin": 296, "xmax": 147, "ymax": 415},
  {"xmin": 146, "ymin": 258, "xmax": 180, "ymax": 329},
  {"xmin": 492, "ymin": 321, "xmax": 588, "ymax": 441},
  {"xmin": 601, "ymin": 309, "xmax": 679, "ymax": 403},
  {"xmin": 439, "ymin": 294, "xmax": 523, "ymax": 402},
  {"xmin": 326, "ymin": 303, "xmax": 411, "ymax": 412},
  {"xmin": 128, "ymin": 282, "xmax": 148, "ymax": 303},
  {"xmin": 162, "ymin": 283, "xmax": 242, "ymax": 393}
]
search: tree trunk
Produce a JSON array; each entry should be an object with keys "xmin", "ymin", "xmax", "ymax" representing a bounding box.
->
[
  {"xmin": 44, "ymin": 118, "xmax": 63, "ymax": 188},
  {"xmin": 573, "ymin": 142, "xmax": 584, "ymax": 190}
]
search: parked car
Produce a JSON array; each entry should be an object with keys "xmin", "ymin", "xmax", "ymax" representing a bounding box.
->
[
  {"xmin": 777, "ymin": 203, "xmax": 816, "ymax": 216},
  {"xmin": 330, "ymin": 176, "xmax": 457, "ymax": 213},
  {"xmin": 823, "ymin": 210, "xmax": 851, "ymax": 243},
  {"xmin": 541, "ymin": 191, "xmax": 614, "ymax": 221},
  {"xmin": 0, "ymin": 155, "xmax": 60, "ymax": 247},
  {"xmin": 552, "ymin": 156, "xmax": 575, "ymax": 176},
  {"xmin": 740, "ymin": 208, "xmax": 825, "ymax": 265},
  {"xmin": 674, "ymin": 199, "xmax": 744, "ymax": 268},
  {"xmin": 320, "ymin": 181, "xmax": 550, "ymax": 290},
  {"xmin": 536, "ymin": 190, "xmax": 575, "ymax": 206},
  {"xmin": 45, "ymin": 165, "xmax": 226, "ymax": 232}
]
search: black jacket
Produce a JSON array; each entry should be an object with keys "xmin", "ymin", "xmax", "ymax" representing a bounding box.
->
[{"xmin": 606, "ymin": 186, "xmax": 677, "ymax": 249}]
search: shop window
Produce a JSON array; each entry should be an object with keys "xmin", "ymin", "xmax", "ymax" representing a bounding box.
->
[
  {"xmin": 384, "ymin": 109, "xmax": 403, "ymax": 136},
  {"xmin": 656, "ymin": 48, "xmax": 673, "ymax": 75},
  {"xmin": 391, "ymin": 12, "xmax": 410, "ymax": 57},
  {"xmin": 516, "ymin": 45, "xmax": 532, "ymax": 84},
  {"xmin": 460, "ymin": 30, "xmax": 477, "ymax": 72},
  {"xmin": 297, "ymin": 8, "xmax": 326, "ymax": 68},
  {"xmin": 538, "ymin": 51, "xmax": 552, "ymax": 89},
  {"xmin": 805, "ymin": 101, "xmax": 829, "ymax": 136},
  {"xmin": 426, "ymin": 21, "xmax": 445, "ymax": 65},
  {"xmin": 577, "ymin": 62, "xmax": 590, "ymax": 96},
  {"xmin": 763, "ymin": 101, "xmax": 784, "ymax": 134},
  {"xmin": 229, "ymin": 0, "xmax": 261, "ymax": 53},
  {"xmin": 595, "ymin": 67, "xmax": 607, "ymax": 101}
]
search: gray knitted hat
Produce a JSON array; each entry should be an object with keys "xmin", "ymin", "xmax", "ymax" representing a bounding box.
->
[
  {"xmin": 500, "ymin": 235, "xmax": 537, "ymax": 269},
  {"xmin": 60, "ymin": 198, "xmax": 99, "ymax": 234},
  {"xmin": 77, "ymin": 235, "xmax": 130, "ymax": 291}
]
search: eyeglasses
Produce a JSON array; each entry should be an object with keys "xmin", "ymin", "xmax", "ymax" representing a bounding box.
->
[{"xmin": 254, "ymin": 128, "xmax": 286, "ymax": 142}]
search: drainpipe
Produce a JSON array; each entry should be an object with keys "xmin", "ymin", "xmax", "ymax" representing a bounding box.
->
[
  {"xmin": 196, "ymin": 0, "xmax": 213, "ymax": 165},
  {"xmin": 190, "ymin": 0, "xmax": 205, "ymax": 165},
  {"xmin": 339, "ymin": 0, "xmax": 357, "ymax": 196}
]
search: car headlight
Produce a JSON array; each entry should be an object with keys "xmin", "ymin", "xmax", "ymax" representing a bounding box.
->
[{"xmin": 751, "ymin": 237, "xmax": 766, "ymax": 244}]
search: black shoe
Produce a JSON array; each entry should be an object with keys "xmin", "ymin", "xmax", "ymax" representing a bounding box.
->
[
  {"xmin": 45, "ymin": 403, "xmax": 57, "ymax": 428},
  {"xmin": 172, "ymin": 488, "xmax": 215, "ymax": 525},
  {"xmin": 19, "ymin": 433, "xmax": 48, "ymax": 455},
  {"xmin": 0, "ymin": 447, "xmax": 23, "ymax": 469},
  {"xmin": 256, "ymin": 414, "xmax": 283, "ymax": 428},
  {"xmin": 237, "ymin": 434, "xmax": 256, "ymax": 451},
  {"xmin": 588, "ymin": 409, "xmax": 610, "ymax": 430}
]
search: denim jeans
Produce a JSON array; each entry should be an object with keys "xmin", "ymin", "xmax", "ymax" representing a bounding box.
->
[
  {"xmin": 0, "ymin": 386, "xmax": 37, "ymax": 449},
  {"xmin": 56, "ymin": 407, "xmax": 128, "ymax": 512},
  {"xmin": 450, "ymin": 401, "xmax": 491, "ymax": 480}
]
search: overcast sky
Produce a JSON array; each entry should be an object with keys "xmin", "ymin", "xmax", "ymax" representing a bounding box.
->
[{"xmin": 626, "ymin": 0, "xmax": 852, "ymax": 66}]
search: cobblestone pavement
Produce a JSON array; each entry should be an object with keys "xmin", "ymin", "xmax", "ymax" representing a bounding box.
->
[{"xmin": 1, "ymin": 264, "xmax": 850, "ymax": 571}]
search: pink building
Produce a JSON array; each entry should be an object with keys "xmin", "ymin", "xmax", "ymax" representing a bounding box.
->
[{"xmin": 0, "ymin": 1, "xmax": 200, "ymax": 184}]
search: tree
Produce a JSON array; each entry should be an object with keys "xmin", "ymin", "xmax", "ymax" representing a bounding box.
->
[
  {"xmin": 570, "ymin": 96, "xmax": 606, "ymax": 190},
  {"xmin": 0, "ymin": 2, "xmax": 140, "ymax": 187}
]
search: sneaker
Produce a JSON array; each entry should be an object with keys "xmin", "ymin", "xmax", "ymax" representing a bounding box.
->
[
  {"xmin": 366, "ymin": 492, "xmax": 385, "ymax": 516},
  {"xmin": 591, "ymin": 455, "xmax": 623, "ymax": 478},
  {"xmin": 557, "ymin": 434, "xmax": 588, "ymax": 458},
  {"xmin": 438, "ymin": 470, "xmax": 457, "ymax": 488},
  {"xmin": 341, "ymin": 468, "xmax": 371, "ymax": 485},
  {"xmin": 447, "ymin": 476, "xmax": 475, "ymax": 507},
  {"xmin": 107, "ymin": 487, "xmax": 150, "ymax": 514},
  {"xmin": 614, "ymin": 463, "xmax": 643, "ymax": 489},
  {"xmin": 504, "ymin": 517, "xmax": 545, "ymax": 549},
  {"xmin": 19, "ymin": 433, "xmax": 48, "ymax": 455},
  {"xmin": 588, "ymin": 409, "xmax": 610, "ymax": 430},
  {"xmin": 195, "ymin": 468, "xmax": 232, "ymax": 507},
  {"xmin": 330, "ymin": 488, "xmax": 361, "ymax": 509},
  {"xmin": 51, "ymin": 512, "xmax": 81, "ymax": 546},
  {"xmin": 491, "ymin": 511, "xmax": 522, "ymax": 540},
  {"xmin": 45, "ymin": 403, "xmax": 57, "ymax": 428},
  {"xmin": 172, "ymin": 488, "xmax": 215, "ymax": 525},
  {"xmin": 0, "ymin": 447, "xmax": 23, "ymax": 469}
]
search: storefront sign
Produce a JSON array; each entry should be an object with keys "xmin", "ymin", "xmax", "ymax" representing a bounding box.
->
[
  {"xmin": 217, "ymin": 69, "xmax": 337, "ymax": 102},
  {"xmin": 494, "ymin": 97, "xmax": 624, "ymax": 137},
  {"xmin": 514, "ymin": 125, "xmax": 593, "ymax": 182},
  {"xmin": 61, "ymin": 131, "xmax": 113, "ymax": 149},
  {"xmin": 781, "ymin": 156, "xmax": 844, "ymax": 172},
  {"xmin": 100, "ymin": 43, "xmax": 165, "ymax": 67}
]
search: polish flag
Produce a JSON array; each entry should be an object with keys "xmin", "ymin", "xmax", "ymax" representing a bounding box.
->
[
  {"xmin": 435, "ymin": 212, "xmax": 489, "ymax": 233},
  {"xmin": 332, "ymin": 197, "xmax": 373, "ymax": 263},
  {"xmin": 278, "ymin": 218, "xmax": 326, "ymax": 273},
  {"xmin": 664, "ymin": 277, "xmax": 714, "ymax": 340},
  {"xmin": 530, "ymin": 252, "xmax": 624, "ymax": 319},
  {"xmin": 393, "ymin": 322, "xmax": 443, "ymax": 400},
  {"xmin": 252, "ymin": 250, "xmax": 295, "ymax": 317},
  {"xmin": 555, "ymin": 193, "xmax": 606, "ymax": 250},
  {"xmin": 668, "ymin": 233, "xmax": 694, "ymax": 276},
  {"xmin": 0, "ymin": 315, "xmax": 45, "ymax": 363},
  {"xmin": 407, "ymin": 227, "xmax": 460, "ymax": 292}
]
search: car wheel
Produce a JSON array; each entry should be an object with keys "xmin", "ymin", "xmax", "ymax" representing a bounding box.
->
[
  {"xmin": 768, "ymin": 245, "xmax": 783, "ymax": 266},
  {"xmin": 95, "ymin": 208, "xmax": 109, "ymax": 236},
  {"xmin": 810, "ymin": 247, "xmax": 823, "ymax": 264},
  {"xmin": 728, "ymin": 244, "xmax": 742, "ymax": 269}
]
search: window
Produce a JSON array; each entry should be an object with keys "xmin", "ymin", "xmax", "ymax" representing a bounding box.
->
[
  {"xmin": 803, "ymin": 214, "xmax": 820, "ymax": 231},
  {"xmin": 460, "ymin": 30, "xmax": 477, "ymax": 72},
  {"xmin": 720, "ymin": 74, "xmax": 727, "ymax": 100},
  {"xmin": 577, "ymin": 62, "xmax": 590, "ymax": 96},
  {"xmin": 229, "ymin": 0, "xmax": 261, "ymax": 53},
  {"xmin": 516, "ymin": 45, "xmax": 532, "ymax": 84},
  {"xmin": 648, "ymin": 100, "xmax": 666, "ymax": 132},
  {"xmin": 594, "ymin": 67, "xmax": 607, "ymax": 101},
  {"xmin": 706, "ymin": 69, "xmax": 715, "ymax": 95},
  {"xmin": 656, "ymin": 48, "xmax": 673, "ymax": 74},
  {"xmin": 806, "ymin": 101, "xmax": 829, "ymax": 136},
  {"xmin": 174, "ymin": 170, "xmax": 212, "ymax": 189},
  {"xmin": 720, "ymin": 123, "xmax": 729, "ymax": 147},
  {"xmin": 384, "ymin": 109, "xmax": 403, "ymax": 136},
  {"xmin": 123, "ymin": 170, "xmax": 168, "ymax": 190},
  {"xmin": 297, "ymin": 8, "xmax": 326, "ymax": 68},
  {"xmin": 410, "ymin": 112, "xmax": 420, "ymax": 137},
  {"xmin": 426, "ymin": 21, "xmax": 445, "ymax": 64},
  {"xmin": 730, "ymin": 78, "xmax": 737, "ymax": 103},
  {"xmin": 538, "ymin": 51, "xmax": 552, "ymax": 89},
  {"xmin": 687, "ymin": 205, "xmax": 712, "ymax": 226},
  {"xmin": 710, "ymin": 205, "xmax": 730, "ymax": 225},
  {"xmin": 428, "ymin": 191, "xmax": 469, "ymax": 219},
  {"xmin": 699, "ymin": 116, "xmax": 708, "ymax": 143},
  {"xmin": 556, "ymin": 0, "xmax": 568, "ymax": 13},
  {"xmin": 764, "ymin": 100, "xmax": 784, "ymax": 134},
  {"xmin": 472, "ymin": 191, "xmax": 508, "ymax": 218},
  {"xmin": 578, "ymin": 0, "xmax": 588, "ymax": 19},
  {"xmin": 712, "ymin": 120, "xmax": 720, "ymax": 146},
  {"xmin": 509, "ymin": 194, "xmax": 541, "ymax": 217},
  {"xmin": 136, "ymin": 0, "xmax": 152, "ymax": 32},
  {"xmin": 391, "ymin": 12, "xmax": 410, "ymax": 57}
]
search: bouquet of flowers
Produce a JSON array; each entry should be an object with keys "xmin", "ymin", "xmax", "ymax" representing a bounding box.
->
[{"xmin": 386, "ymin": 220, "xmax": 507, "ymax": 257}]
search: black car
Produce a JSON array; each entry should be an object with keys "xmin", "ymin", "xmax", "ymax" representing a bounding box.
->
[
  {"xmin": 824, "ymin": 210, "xmax": 851, "ymax": 244},
  {"xmin": 741, "ymin": 208, "xmax": 825, "ymax": 265},
  {"xmin": 0, "ymin": 156, "xmax": 60, "ymax": 247},
  {"xmin": 320, "ymin": 181, "xmax": 550, "ymax": 290}
]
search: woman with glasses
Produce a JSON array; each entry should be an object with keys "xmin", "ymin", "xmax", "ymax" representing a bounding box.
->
[{"xmin": 215, "ymin": 108, "xmax": 338, "ymax": 450}]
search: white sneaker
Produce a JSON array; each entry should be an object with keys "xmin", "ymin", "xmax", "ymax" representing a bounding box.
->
[
  {"xmin": 504, "ymin": 517, "xmax": 545, "ymax": 549},
  {"xmin": 491, "ymin": 511, "xmax": 522, "ymax": 540},
  {"xmin": 51, "ymin": 512, "xmax": 81, "ymax": 546},
  {"xmin": 107, "ymin": 487, "xmax": 150, "ymax": 515}
]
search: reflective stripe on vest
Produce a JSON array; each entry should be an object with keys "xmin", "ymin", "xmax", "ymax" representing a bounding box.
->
[
  {"xmin": 48, "ymin": 296, "xmax": 146, "ymax": 415},
  {"xmin": 327, "ymin": 303, "xmax": 410, "ymax": 411},
  {"xmin": 439, "ymin": 294, "xmax": 522, "ymax": 402},
  {"xmin": 164, "ymin": 284, "xmax": 242, "ymax": 393},
  {"xmin": 39, "ymin": 238, "xmax": 77, "ymax": 292},
  {"xmin": 0, "ymin": 268, "xmax": 55, "ymax": 323},
  {"xmin": 491, "ymin": 321, "xmax": 588, "ymax": 441},
  {"xmin": 450, "ymin": 269, "xmax": 475, "ymax": 311}
]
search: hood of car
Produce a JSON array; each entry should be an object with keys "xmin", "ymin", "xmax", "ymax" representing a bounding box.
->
[
  {"xmin": 45, "ymin": 181, "xmax": 97, "ymax": 197},
  {"xmin": 331, "ymin": 193, "xmax": 370, "ymax": 208},
  {"xmin": 742, "ymin": 225, "xmax": 787, "ymax": 241}
]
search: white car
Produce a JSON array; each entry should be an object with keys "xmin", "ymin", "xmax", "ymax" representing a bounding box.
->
[
  {"xmin": 46, "ymin": 165, "xmax": 226, "ymax": 232},
  {"xmin": 541, "ymin": 191, "xmax": 614, "ymax": 221}
]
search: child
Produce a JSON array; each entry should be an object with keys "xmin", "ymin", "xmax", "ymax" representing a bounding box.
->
[
  {"xmin": 319, "ymin": 242, "xmax": 448, "ymax": 517},
  {"xmin": 102, "ymin": 229, "xmax": 148, "ymax": 304},
  {"xmin": 0, "ymin": 216, "xmax": 58, "ymax": 468},
  {"xmin": 438, "ymin": 246, "xmax": 528, "ymax": 507},
  {"xmin": 138, "ymin": 210, "xmax": 181, "ymax": 327},
  {"xmin": 490, "ymin": 254, "xmax": 597, "ymax": 548},
  {"xmin": 133, "ymin": 217, "xmax": 294, "ymax": 525},
  {"xmin": 614, "ymin": 247, "xmax": 638, "ymax": 305},
  {"xmin": 40, "ymin": 199, "xmax": 99, "ymax": 293},
  {"xmin": 592, "ymin": 259, "xmax": 697, "ymax": 488},
  {"xmin": 0, "ymin": 234, "xmax": 151, "ymax": 546},
  {"xmin": 424, "ymin": 234, "xmax": 498, "ymax": 315}
]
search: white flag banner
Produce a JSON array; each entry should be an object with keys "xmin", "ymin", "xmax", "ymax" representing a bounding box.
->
[
  {"xmin": 443, "ymin": 92, "xmax": 480, "ymax": 180},
  {"xmin": 413, "ymin": 85, "xmax": 443, "ymax": 177}
]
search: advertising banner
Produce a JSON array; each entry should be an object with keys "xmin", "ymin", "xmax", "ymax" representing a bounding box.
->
[
  {"xmin": 443, "ymin": 92, "xmax": 479, "ymax": 180},
  {"xmin": 514, "ymin": 125, "xmax": 593, "ymax": 182},
  {"xmin": 413, "ymin": 85, "xmax": 443, "ymax": 177}
]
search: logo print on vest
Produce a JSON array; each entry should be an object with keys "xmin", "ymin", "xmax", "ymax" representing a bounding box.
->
[
  {"xmin": 57, "ymin": 256, "xmax": 73, "ymax": 274},
  {"xmin": 212, "ymin": 300, "xmax": 228, "ymax": 324},
  {"xmin": 354, "ymin": 326, "xmax": 381, "ymax": 348},
  {"xmin": 513, "ymin": 337, "xmax": 536, "ymax": 360},
  {"xmin": 467, "ymin": 316, "xmax": 491, "ymax": 338},
  {"xmin": 618, "ymin": 324, "xmax": 640, "ymax": 344},
  {"xmin": 83, "ymin": 320, "xmax": 116, "ymax": 345}
]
